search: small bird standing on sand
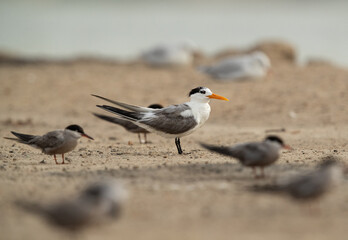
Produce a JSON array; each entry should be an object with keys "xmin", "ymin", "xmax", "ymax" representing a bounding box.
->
[
  {"xmin": 93, "ymin": 87, "xmax": 229, "ymax": 154},
  {"xmin": 5, "ymin": 125, "xmax": 93, "ymax": 164},
  {"xmin": 200, "ymin": 135, "xmax": 291, "ymax": 178},
  {"xmin": 16, "ymin": 180, "xmax": 127, "ymax": 232},
  {"xmin": 93, "ymin": 103, "xmax": 163, "ymax": 144},
  {"xmin": 198, "ymin": 51, "xmax": 271, "ymax": 80},
  {"xmin": 251, "ymin": 158, "xmax": 343, "ymax": 202}
]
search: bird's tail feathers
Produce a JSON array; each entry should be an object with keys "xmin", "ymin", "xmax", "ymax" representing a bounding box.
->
[
  {"xmin": 92, "ymin": 113, "xmax": 128, "ymax": 125},
  {"xmin": 7, "ymin": 131, "xmax": 36, "ymax": 143},
  {"xmin": 96, "ymin": 105, "xmax": 141, "ymax": 122},
  {"xmin": 14, "ymin": 200, "xmax": 46, "ymax": 216},
  {"xmin": 199, "ymin": 142, "xmax": 233, "ymax": 157},
  {"xmin": 92, "ymin": 95, "xmax": 151, "ymax": 112}
]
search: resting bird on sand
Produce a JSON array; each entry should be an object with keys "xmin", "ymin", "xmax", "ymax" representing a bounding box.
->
[
  {"xmin": 93, "ymin": 87, "xmax": 228, "ymax": 154},
  {"xmin": 5, "ymin": 125, "xmax": 93, "ymax": 164},
  {"xmin": 15, "ymin": 179, "xmax": 127, "ymax": 232},
  {"xmin": 198, "ymin": 51, "xmax": 271, "ymax": 80},
  {"xmin": 200, "ymin": 135, "xmax": 291, "ymax": 178},
  {"xmin": 141, "ymin": 41, "xmax": 198, "ymax": 67},
  {"xmin": 93, "ymin": 103, "xmax": 163, "ymax": 144}
]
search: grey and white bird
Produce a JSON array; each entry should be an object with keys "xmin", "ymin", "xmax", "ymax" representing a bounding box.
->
[
  {"xmin": 5, "ymin": 125, "xmax": 93, "ymax": 164},
  {"xmin": 198, "ymin": 51, "xmax": 271, "ymax": 80},
  {"xmin": 251, "ymin": 158, "xmax": 343, "ymax": 201},
  {"xmin": 93, "ymin": 103, "xmax": 163, "ymax": 144},
  {"xmin": 93, "ymin": 87, "xmax": 228, "ymax": 154},
  {"xmin": 200, "ymin": 135, "xmax": 291, "ymax": 177},
  {"xmin": 141, "ymin": 41, "xmax": 198, "ymax": 67},
  {"xmin": 15, "ymin": 179, "xmax": 127, "ymax": 232}
]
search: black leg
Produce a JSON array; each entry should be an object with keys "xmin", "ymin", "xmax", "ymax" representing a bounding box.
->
[
  {"xmin": 175, "ymin": 137, "xmax": 183, "ymax": 154},
  {"xmin": 144, "ymin": 133, "xmax": 147, "ymax": 144}
]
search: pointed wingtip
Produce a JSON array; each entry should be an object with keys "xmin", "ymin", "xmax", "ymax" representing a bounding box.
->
[{"xmin": 199, "ymin": 142, "xmax": 212, "ymax": 149}]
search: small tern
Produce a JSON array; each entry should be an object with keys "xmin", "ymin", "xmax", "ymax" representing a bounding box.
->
[
  {"xmin": 5, "ymin": 125, "xmax": 93, "ymax": 164},
  {"xmin": 251, "ymin": 157, "xmax": 343, "ymax": 202},
  {"xmin": 93, "ymin": 87, "xmax": 228, "ymax": 154},
  {"xmin": 200, "ymin": 135, "xmax": 291, "ymax": 177},
  {"xmin": 93, "ymin": 103, "xmax": 163, "ymax": 144},
  {"xmin": 198, "ymin": 51, "xmax": 271, "ymax": 80},
  {"xmin": 16, "ymin": 179, "xmax": 127, "ymax": 232}
]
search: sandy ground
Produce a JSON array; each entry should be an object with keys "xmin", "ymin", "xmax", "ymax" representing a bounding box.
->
[{"xmin": 0, "ymin": 49, "xmax": 348, "ymax": 240}]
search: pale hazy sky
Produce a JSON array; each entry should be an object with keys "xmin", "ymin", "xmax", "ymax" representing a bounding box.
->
[{"xmin": 0, "ymin": 0, "xmax": 347, "ymax": 65}]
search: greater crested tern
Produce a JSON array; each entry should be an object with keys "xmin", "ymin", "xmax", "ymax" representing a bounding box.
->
[{"xmin": 93, "ymin": 87, "xmax": 228, "ymax": 154}]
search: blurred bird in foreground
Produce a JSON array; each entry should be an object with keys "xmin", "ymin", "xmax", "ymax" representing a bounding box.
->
[
  {"xmin": 93, "ymin": 103, "xmax": 163, "ymax": 144},
  {"xmin": 200, "ymin": 135, "xmax": 291, "ymax": 178},
  {"xmin": 15, "ymin": 180, "xmax": 127, "ymax": 232},
  {"xmin": 198, "ymin": 51, "xmax": 271, "ymax": 80},
  {"xmin": 250, "ymin": 157, "xmax": 343, "ymax": 202},
  {"xmin": 141, "ymin": 40, "xmax": 199, "ymax": 67},
  {"xmin": 4, "ymin": 125, "xmax": 93, "ymax": 164}
]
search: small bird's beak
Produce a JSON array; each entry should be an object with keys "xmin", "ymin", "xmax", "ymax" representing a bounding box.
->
[
  {"xmin": 208, "ymin": 93, "xmax": 229, "ymax": 101},
  {"xmin": 283, "ymin": 144, "xmax": 292, "ymax": 150},
  {"xmin": 82, "ymin": 133, "xmax": 94, "ymax": 140}
]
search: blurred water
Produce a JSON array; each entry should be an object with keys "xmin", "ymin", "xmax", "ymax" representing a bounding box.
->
[{"xmin": 0, "ymin": 0, "xmax": 347, "ymax": 65}]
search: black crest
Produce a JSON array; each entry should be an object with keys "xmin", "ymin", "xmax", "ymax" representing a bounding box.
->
[
  {"xmin": 66, "ymin": 124, "xmax": 84, "ymax": 134},
  {"xmin": 188, "ymin": 87, "xmax": 205, "ymax": 97},
  {"xmin": 265, "ymin": 135, "xmax": 284, "ymax": 145},
  {"xmin": 148, "ymin": 104, "xmax": 163, "ymax": 109}
]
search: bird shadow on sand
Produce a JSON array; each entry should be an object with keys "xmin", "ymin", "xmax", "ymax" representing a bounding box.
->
[{"xmin": 45, "ymin": 161, "xmax": 309, "ymax": 185}]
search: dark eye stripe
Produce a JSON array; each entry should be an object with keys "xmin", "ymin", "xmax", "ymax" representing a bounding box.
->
[{"xmin": 200, "ymin": 90, "xmax": 206, "ymax": 94}]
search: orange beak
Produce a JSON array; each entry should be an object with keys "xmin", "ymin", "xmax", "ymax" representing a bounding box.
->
[
  {"xmin": 283, "ymin": 144, "xmax": 292, "ymax": 150},
  {"xmin": 208, "ymin": 93, "xmax": 229, "ymax": 101},
  {"xmin": 82, "ymin": 133, "xmax": 94, "ymax": 140}
]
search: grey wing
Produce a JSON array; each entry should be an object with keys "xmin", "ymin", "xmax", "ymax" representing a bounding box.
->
[
  {"xmin": 93, "ymin": 113, "xmax": 148, "ymax": 133},
  {"xmin": 229, "ymin": 142, "xmax": 268, "ymax": 165},
  {"xmin": 30, "ymin": 131, "xmax": 65, "ymax": 150},
  {"xmin": 140, "ymin": 104, "xmax": 197, "ymax": 134},
  {"xmin": 112, "ymin": 119, "xmax": 148, "ymax": 133}
]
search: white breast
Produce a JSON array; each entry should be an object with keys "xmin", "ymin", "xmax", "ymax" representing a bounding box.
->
[{"xmin": 186, "ymin": 101, "xmax": 211, "ymax": 128}]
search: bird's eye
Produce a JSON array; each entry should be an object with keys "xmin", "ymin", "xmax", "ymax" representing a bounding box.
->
[{"xmin": 200, "ymin": 90, "xmax": 206, "ymax": 94}]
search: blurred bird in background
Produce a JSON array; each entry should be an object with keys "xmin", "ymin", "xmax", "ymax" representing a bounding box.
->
[
  {"xmin": 198, "ymin": 51, "xmax": 271, "ymax": 80},
  {"xmin": 141, "ymin": 40, "xmax": 199, "ymax": 67}
]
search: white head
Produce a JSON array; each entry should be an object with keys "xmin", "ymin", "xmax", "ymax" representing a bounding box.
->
[
  {"xmin": 251, "ymin": 51, "xmax": 271, "ymax": 70},
  {"xmin": 188, "ymin": 87, "xmax": 229, "ymax": 103}
]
